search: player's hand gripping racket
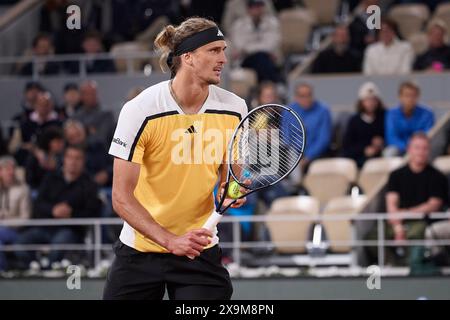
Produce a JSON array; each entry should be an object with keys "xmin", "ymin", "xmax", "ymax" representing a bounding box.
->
[{"xmin": 188, "ymin": 104, "xmax": 306, "ymax": 259}]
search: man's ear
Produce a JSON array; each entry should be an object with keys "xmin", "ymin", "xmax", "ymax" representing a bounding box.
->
[{"xmin": 182, "ymin": 53, "xmax": 194, "ymax": 67}]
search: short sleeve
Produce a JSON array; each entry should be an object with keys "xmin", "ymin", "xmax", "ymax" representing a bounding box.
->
[
  {"xmin": 239, "ymin": 98, "xmax": 248, "ymax": 120},
  {"xmin": 387, "ymin": 170, "xmax": 401, "ymax": 193},
  {"xmin": 108, "ymin": 101, "xmax": 148, "ymax": 164},
  {"xmin": 429, "ymin": 169, "xmax": 449, "ymax": 203}
]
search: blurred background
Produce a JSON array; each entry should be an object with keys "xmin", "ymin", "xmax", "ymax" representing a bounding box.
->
[{"xmin": 1, "ymin": 0, "xmax": 450, "ymax": 299}]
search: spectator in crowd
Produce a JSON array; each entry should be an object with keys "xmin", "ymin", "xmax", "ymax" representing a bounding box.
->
[
  {"xmin": 9, "ymin": 82, "xmax": 45, "ymax": 149},
  {"xmin": 57, "ymin": 83, "xmax": 82, "ymax": 120},
  {"xmin": 0, "ymin": 156, "xmax": 31, "ymax": 271},
  {"xmin": 15, "ymin": 81, "xmax": 45, "ymax": 120},
  {"xmin": 15, "ymin": 145, "xmax": 102, "ymax": 268},
  {"xmin": 25, "ymin": 127, "xmax": 64, "ymax": 190},
  {"xmin": 222, "ymin": 0, "xmax": 275, "ymax": 34},
  {"xmin": 74, "ymin": 81, "xmax": 115, "ymax": 148},
  {"xmin": 64, "ymin": 120, "xmax": 112, "ymax": 187},
  {"xmin": 348, "ymin": 0, "xmax": 379, "ymax": 55},
  {"xmin": 288, "ymin": 83, "xmax": 332, "ymax": 172},
  {"xmin": 19, "ymin": 34, "xmax": 61, "ymax": 76},
  {"xmin": 66, "ymin": 31, "xmax": 116, "ymax": 74},
  {"xmin": 250, "ymin": 81, "xmax": 283, "ymax": 110},
  {"xmin": 8, "ymin": 82, "xmax": 45, "ymax": 165},
  {"xmin": 19, "ymin": 91, "xmax": 62, "ymax": 146},
  {"xmin": 384, "ymin": 81, "xmax": 434, "ymax": 156},
  {"xmin": 311, "ymin": 25, "xmax": 362, "ymax": 74},
  {"xmin": 342, "ymin": 82, "xmax": 385, "ymax": 167},
  {"xmin": 230, "ymin": 0, "xmax": 282, "ymax": 83},
  {"xmin": 414, "ymin": 19, "xmax": 450, "ymax": 72},
  {"xmin": 9, "ymin": 91, "xmax": 62, "ymax": 167},
  {"xmin": 363, "ymin": 18, "xmax": 414, "ymax": 75},
  {"xmin": 366, "ymin": 133, "xmax": 448, "ymax": 266}
]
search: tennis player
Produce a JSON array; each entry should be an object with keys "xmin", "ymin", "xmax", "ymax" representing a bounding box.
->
[{"xmin": 103, "ymin": 17, "xmax": 248, "ymax": 300}]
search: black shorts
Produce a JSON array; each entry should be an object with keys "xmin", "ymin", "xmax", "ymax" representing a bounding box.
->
[{"xmin": 103, "ymin": 240, "xmax": 233, "ymax": 300}]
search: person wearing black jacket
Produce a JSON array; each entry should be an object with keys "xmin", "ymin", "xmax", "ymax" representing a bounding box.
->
[
  {"xmin": 15, "ymin": 145, "xmax": 102, "ymax": 268},
  {"xmin": 342, "ymin": 82, "xmax": 385, "ymax": 167},
  {"xmin": 413, "ymin": 19, "xmax": 450, "ymax": 72},
  {"xmin": 311, "ymin": 25, "xmax": 362, "ymax": 74}
]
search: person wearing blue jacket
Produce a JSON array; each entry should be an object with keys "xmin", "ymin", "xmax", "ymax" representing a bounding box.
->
[
  {"xmin": 385, "ymin": 81, "xmax": 435, "ymax": 156},
  {"xmin": 288, "ymin": 83, "xmax": 332, "ymax": 171}
]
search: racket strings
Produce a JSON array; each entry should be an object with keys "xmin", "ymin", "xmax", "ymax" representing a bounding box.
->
[{"xmin": 231, "ymin": 105, "xmax": 305, "ymax": 189}]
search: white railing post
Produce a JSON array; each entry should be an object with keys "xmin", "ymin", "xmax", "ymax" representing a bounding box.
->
[
  {"xmin": 377, "ymin": 217, "xmax": 385, "ymax": 268},
  {"xmin": 94, "ymin": 222, "xmax": 102, "ymax": 269},
  {"xmin": 232, "ymin": 220, "xmax": 241, "ymax": 266}
]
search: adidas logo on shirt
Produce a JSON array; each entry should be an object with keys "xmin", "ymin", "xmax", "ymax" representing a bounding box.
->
[{"xmin": 185, "ymin": 125, "xmax": 197, "ymax": 134}]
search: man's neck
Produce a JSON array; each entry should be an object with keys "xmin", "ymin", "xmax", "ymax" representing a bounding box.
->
[
  {"xmin": 63, "ymin": 171, "xmax": 80, "ymax": 183},
  {"xmin": 171, "ymin": 73, "xmax": 209, "ymax": 114},
  {"xmin": 382, "ymin": 39, "xmax": 395, "ymax": 47},
  {"xmin": 402, "ymin": 106, "xmax": 415, "ymax": 118},
  {"xmin": 409, "ymin": 162, "xmax": 427, "ymax": 173}
]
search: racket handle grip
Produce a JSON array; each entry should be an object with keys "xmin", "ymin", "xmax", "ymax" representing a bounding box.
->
[
  {"xmin": 187, "ymin": 211, "xmax": 222, "ymax": 260},
  {"xmin": 202, "ymin": 210, "xmax": 223, "ymax": 232}
]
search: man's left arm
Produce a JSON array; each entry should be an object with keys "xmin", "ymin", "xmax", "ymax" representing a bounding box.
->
[{"xmin": 405, "ymin": 197, "xmax": 443, "ymax": 214}]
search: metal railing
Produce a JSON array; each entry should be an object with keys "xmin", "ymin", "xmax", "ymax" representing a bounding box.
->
[{"xmin": 1, "ymin": 212, "xmax": 450, "ymax": 269}]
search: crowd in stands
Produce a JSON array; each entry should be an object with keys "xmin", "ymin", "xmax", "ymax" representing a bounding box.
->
[
  {"xmin": 7, "ymin": 0, "xmax": 450, "ymax": 82},
  {"xmin": 0, "ymin": 79, "xmax": 120, "ymax": 271}
]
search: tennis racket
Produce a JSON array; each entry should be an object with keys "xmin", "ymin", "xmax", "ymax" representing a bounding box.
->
[{"xmin": 189, "ymin": 103, "xmax": 306, "ymax": 258}]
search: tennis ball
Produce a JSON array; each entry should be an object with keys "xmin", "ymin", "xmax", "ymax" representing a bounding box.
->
[{"xmin": 227, "ymin": 181, "xmax": 243, "ymax": 199}]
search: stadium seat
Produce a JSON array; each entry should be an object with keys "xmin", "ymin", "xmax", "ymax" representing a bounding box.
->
[
  {"xmin": 407, "ymin": 32, "xmax": 429, "ymax": 55},
  {"xmin": 432, "ymin": 155, "xmax": 450, "ymax": 175},
  {"xmin": 388, "ymin": 4, "xmax": 430, "ymax": 39},
  {"xmin": 279, "ymin": 8, "xmax": 316, "ymax": 56},
  {"xmin": 266, "ymin": 196, "xmax": 319, "ymax": 254},
  {"xmin": 110, "ymin": 42, "xmax": 150, "ymax": 73},
  {"xmin": 357, "ymin": 157, "xmax": 404, "ymax": 195},
  {"xmin": 303, "ymin": 158, "xmax": 358, "ymax": 205},
  {"xmin": 229, "ymin": 67, "xmax": 257, "ymax": 99},
  {"xmin": 433, "ymin": 3, "xmax": 450, "ymax": 35},
  {"xmin": 321, "ymin": 195, "xmax": 367, "ymax": 253},
  {"xmin": 302, "ymin": 0, "xmax": 341, "ymax": 26}
]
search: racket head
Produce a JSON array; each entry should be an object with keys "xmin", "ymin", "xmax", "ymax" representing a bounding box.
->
[{"xmin": 227, "ymin": 103, "xmax": 306, "ymax": 191}]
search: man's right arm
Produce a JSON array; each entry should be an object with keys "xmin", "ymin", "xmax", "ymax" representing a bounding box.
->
[
  {"xmin": 386, "ymin": 191, "xmax": 406, "ymax": 240},
  {"xmin": 112, "ymin": 158, "xmax": 212, "ymax": 257}
]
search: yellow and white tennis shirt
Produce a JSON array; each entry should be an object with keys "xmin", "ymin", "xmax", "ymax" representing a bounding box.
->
[{"xmin": 109, "ymin": 80, "xmax": 247, "ymax": 252}]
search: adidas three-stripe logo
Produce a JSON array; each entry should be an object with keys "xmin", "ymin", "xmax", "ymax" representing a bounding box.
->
[{"xmin": 185, "ymin": 125, "xmax": 197, "ymax": 134}]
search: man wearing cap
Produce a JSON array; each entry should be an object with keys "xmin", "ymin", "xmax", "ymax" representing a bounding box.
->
[
  {"xmin": 103, "ymin": 18, "xmax": 248, "ymax": 300},
  {"xmin": 342, "ymin": 82, "xmax": 385, "ymax": 167}
]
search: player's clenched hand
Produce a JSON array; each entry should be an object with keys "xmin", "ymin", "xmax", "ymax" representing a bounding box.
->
[
  {"xmin": 218, "ymin": 179, "xmax": 250, "ymax": 209},
  {"xmin": 167, "ymin": 229, "xmax": 213, "ymax": 258}
]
